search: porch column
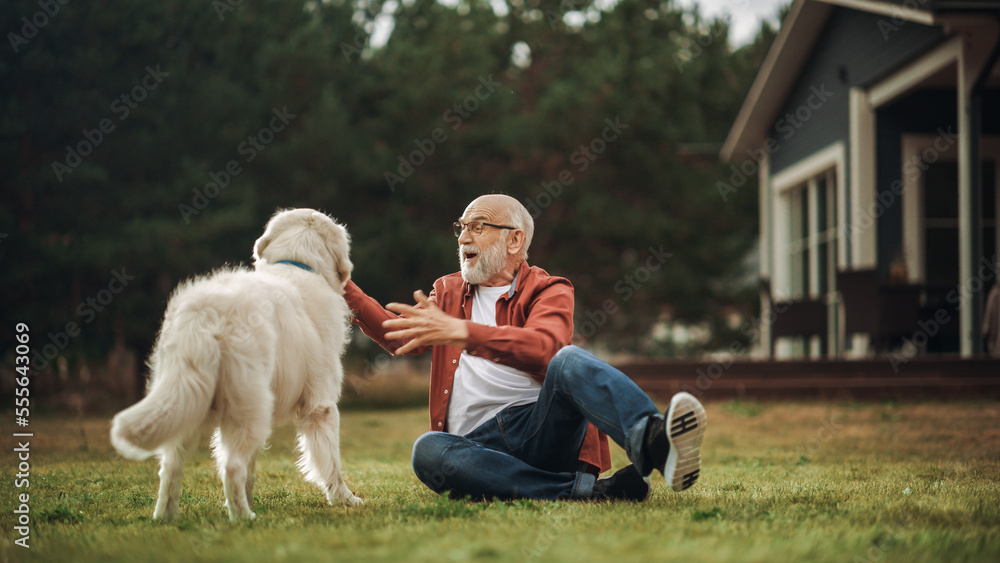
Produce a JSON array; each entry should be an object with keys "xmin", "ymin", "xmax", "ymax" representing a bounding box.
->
[
  {"xmin": 958, "ymin": 37, "xmax": 976, "ymax": 356},
  {"xmin": 957, "ymin": 23, "xmax": 1000, "ymax": 356},
  {"xmin": 759, "ymin": 153, "xmax": 773, "ymax": 358}
]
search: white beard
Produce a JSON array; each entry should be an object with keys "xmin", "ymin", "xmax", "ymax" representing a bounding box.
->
[{"xmin": 459, "ymin": 236, "xmax": 509, "ymax": 285}]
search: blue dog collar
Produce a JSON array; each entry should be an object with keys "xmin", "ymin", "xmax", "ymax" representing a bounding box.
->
[{"xmin": 274, "ymin": 260, "xmax": 315, "ymax": 273}]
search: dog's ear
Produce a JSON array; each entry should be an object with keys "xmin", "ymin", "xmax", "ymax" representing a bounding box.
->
[
  {"xmin": 330, "ymin": 221, "xmax": 354, "ymax": 287},
  {"xmin": 253, "ymin": 208, "xmax": 295, "ymax": 262},
  {"xmin": 252, "ymin": 228, "xmax": 273, "ymax": 262},
  {"xmin": 307, "ymin": 211, "xmax": 353, "ymax": 288},
  {"xmin": 253, "ymin": 208, "xmax": 292, "ymax": 263},
  {"xmin": 336, "ymin": 250, "xmax": 353, "ymax": 286}
]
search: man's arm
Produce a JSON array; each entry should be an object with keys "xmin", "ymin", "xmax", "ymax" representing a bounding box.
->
[
  {"xmin": 382, "ymin": 290, "xmax": 467, "ymax": 354},
  {"xmin": 344, "ymin": 280, "xmax": 431, "ymax": 355},
  {"xmin": 382, "ymin": 277, "xmax": 574, "ymax": 377},
  {"xmin": 464, "ymin": 279, "xmax": 574, "ymax": 377}
]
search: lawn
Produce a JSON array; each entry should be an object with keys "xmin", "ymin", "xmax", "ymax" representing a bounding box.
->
[{"xmin": 2, "ymin": 400, "xmax": 998, "ymax": 563}]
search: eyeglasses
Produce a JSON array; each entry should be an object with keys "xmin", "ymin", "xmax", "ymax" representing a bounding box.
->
[{"xmin": 453, "ymin": 220, "xmax": 516, "ymax": 237}]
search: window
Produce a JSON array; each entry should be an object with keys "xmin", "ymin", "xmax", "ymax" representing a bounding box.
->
[
  {"xmin": 787, "ymin": 188, "xmax": 809, "ymax": 297},
  {"xmin": 784, "ymin": 169, "xmax": 840, "ymax": 356},
  {"xmin": 900, "ymin": 135, "xmax": 1000, "ymax": 354},
  {"xmin": 786, "ymin": 169, "xmax": 838, "ymax": 300},
  {"xmin": 922, "ymin": 161, "xmax": 996, "ymax": 287},
  {"xmin": 902, "ymin": 135, "xmax": 1000, "ymax": 290},
  {"xmin": 770, "ymin": 143, "xmax": 845, "ymax": 358}
]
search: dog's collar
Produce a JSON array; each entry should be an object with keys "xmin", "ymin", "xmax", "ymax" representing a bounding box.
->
[{"xmin": 274, "ymin": 260, "xmax": 315, "ymax": 273}]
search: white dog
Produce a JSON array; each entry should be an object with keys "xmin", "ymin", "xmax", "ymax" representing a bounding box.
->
[{"xmin": 110, "ymin": 208, "xmax": 362, "ymax": 522}]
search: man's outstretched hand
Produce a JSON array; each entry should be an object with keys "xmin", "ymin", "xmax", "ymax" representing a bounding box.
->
[{"xmin": 383, "ymin": 290, "xmax": 469, "ymax": 355}]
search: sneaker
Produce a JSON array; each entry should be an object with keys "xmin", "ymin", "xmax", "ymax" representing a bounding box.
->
[
  {"xmin": 647, "ymin": 392, "xmax": 706, "ymax": 492},
  {"xmin": 591, "ymin": 465, "xmax": 650, "ymax": 502}
]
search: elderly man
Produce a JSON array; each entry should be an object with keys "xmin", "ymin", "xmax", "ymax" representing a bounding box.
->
[{"xmin": 345, "ymin": 194, "xmax": 705, "ymax": 501}]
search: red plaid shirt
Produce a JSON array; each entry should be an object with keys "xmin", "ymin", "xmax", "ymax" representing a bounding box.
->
[{"xmin": 344, "ymin": 260, "xmax": 611, "ymax": 474}]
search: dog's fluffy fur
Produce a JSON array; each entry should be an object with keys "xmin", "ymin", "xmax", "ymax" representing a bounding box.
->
[{"xmin": 110, "ymin": 208, "xmax": 361, "ymax": 521}]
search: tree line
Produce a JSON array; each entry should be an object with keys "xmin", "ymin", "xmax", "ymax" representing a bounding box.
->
[{"xmin": 1, "ymin": 0, "xmax": 776, "ymax": 392}]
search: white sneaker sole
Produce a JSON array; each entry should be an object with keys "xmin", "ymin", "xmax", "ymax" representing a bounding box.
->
[{"xmin": 663, "ymin": 392, "xmax": 706, "ymax": 492}]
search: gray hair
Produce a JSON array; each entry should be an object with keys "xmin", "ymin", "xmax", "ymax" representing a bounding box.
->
[{"xmin": 504, "ymin": 200, "xmax": 534, "ymax": 261}]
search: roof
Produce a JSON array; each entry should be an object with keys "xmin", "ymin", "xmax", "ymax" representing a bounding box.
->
[
  {"xmin": 904, "ymin": 0, "xmax": 1000, "ymax": 9},
  {"xmin": 720, "ymin": 0, "xmax": 1000, "ymax": 162}
]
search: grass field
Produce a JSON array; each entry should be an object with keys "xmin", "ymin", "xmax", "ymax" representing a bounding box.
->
[{"xmin": 2, "ymin": 400, "xmax": 998, "ymax": 563}]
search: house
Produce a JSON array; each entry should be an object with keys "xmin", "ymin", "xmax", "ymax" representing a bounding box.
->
[{"xmin": 722, "ymin": 0, "xmax": 1000, "ymax": 358}]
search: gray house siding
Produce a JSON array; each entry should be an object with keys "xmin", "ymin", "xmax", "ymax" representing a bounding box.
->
[
  {"xmin": 766, "ymin": 7, "xmax": 946, "ymax": 264},
  {"xmin": 768, "ymin": 7, "xmax": 946, "ymax": 176}
]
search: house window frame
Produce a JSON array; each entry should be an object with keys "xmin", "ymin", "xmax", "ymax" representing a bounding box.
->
[
  {"xmin": 771, "ymin": 142, "xmax": 847, "ymax": 357},
  {"xmin": 901, "ymin": 134, "xmax": 1000, "ymax": 284}
]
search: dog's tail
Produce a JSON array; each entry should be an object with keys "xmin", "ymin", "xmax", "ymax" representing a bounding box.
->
[{"xmin": 111, "ymin": 308, "xmax": 223, "ymax": 460}]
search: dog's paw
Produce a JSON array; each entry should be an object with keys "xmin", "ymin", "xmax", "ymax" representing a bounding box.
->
[
  {"xmin": 227, "ymin": 510, "xmax": 257, "ymax": 522},
  {"xmin": 328, "ymin": 493, "xmax": 363, "ymax": 507},
  {"xmin": 153, "ymin": 506, "xmax": 178, "ymax": 523},
  {"xmin": 330, "ymin": 494, "xmax": 363, "ymax": 507},
  {"xmin": 326, "ymin": 484, "xmax": 363, "ymax": 507}
]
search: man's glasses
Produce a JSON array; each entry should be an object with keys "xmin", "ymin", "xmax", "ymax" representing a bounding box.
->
[{"xmin": 453, "ymin": 220, "xmax": 516, "ymax": 237}]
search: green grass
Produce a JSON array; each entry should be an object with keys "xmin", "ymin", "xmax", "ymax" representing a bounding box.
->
[{"xmin": 2, "ymin": 401, "xmax": 999, "ymax": 562}]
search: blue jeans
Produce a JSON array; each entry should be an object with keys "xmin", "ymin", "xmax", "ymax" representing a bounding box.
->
[{"xmin": 411, "ymin": 345, "xmax": 662, "ymax": 500}]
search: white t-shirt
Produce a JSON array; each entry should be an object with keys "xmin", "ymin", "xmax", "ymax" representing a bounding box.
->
[{"xmin": 446, "ymin": 284, "xmax": 542, "ymax": 436}]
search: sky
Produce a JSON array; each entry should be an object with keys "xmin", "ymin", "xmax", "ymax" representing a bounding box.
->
[
  {"xmin": 676, "ymin": 0, "xmax": 788, "ymax": 45},
  {"xmin": 368, "ymin": 0, "xmax": 790, "ymax": 50}
]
